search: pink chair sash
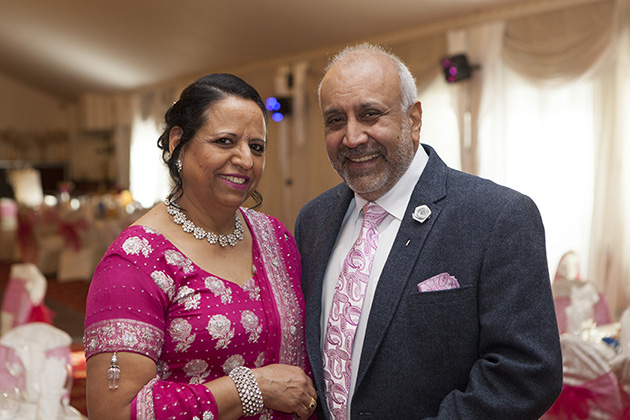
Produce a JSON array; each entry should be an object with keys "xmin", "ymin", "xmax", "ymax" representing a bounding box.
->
[
  {"xmin": 1, "ymin": 278, "xmax": 34, "ymax": 328},
  {"xmin": 544, "ymin": 371, "xmax": 630, "ymax": 420},
  {"xmin": 1, "ymin": 276, "xmax": 54, "ymax": 331},
  {"xmin": 554, "ymin": 294, "xmax": 613, "ymax": 334}
]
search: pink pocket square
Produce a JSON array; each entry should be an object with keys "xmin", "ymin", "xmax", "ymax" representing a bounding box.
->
[{"xmin": 417, "ymin": 273, "xmax": 460, "ymax": 292}]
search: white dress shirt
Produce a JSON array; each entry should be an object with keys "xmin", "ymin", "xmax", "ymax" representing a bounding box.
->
[{"xmin": 321, "ymin": 145, "xmax": 429, "ymax": 416}]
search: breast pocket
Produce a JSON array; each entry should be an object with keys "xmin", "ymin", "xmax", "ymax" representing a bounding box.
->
[
  {"xmin": 411, "ymin": 284, "xmax": 474, "ymax": 302},
  {"xmin": 402, "ymin": 285, "xmax": 477, "ymax": 336}
]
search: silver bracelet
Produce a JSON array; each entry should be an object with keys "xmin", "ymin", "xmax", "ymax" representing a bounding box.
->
[{"xmin": 229, "ymin": 366, "xmax": 264, "ymax": 416}]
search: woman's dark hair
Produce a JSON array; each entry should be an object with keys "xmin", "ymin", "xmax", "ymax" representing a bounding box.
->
[{"xmin": 157, "ymin": 73, "xmax": 268, "ymax": 208}]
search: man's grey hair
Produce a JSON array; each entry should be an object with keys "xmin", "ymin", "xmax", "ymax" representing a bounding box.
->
[{"xmin": 317, "ymin": 42, "xmax": 418, "ymax": 112}]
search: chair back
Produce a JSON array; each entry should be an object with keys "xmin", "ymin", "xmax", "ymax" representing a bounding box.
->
[
  {"xmin": 0, "ymin": 263, "xmax": 49, "ymax": 335},
  {"xmin": 543, "ymin": 335, "xmax": 630, "ymax": 420},
  {"xmin": 0, "ymin": 322, "xmax": 72, "ymax": 409}
]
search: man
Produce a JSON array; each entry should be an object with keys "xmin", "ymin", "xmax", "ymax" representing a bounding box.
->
[{"xmin": 295, "ymin": 43, "xmax": 563, "ymax": 419}]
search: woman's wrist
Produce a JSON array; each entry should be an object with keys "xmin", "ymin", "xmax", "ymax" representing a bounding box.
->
[{"xmin": 228, "ymin": 366, "xmax": 264, "ymax": 416}]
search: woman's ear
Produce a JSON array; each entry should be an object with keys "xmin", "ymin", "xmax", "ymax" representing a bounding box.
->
[{"xmin": 169, "ymin": 126, "xmax": 183, "ymax": 156}]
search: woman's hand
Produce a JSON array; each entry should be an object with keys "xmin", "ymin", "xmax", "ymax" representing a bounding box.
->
[{"xmin": 252, "ymin": 364, "xmax": 317, "ymax": 419}]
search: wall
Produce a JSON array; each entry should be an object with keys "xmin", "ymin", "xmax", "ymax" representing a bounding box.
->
[{"xmin": 0, "ymin": 73, "xmax": 68, "ymax": 130}]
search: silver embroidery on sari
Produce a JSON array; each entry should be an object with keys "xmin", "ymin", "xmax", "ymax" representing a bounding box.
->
[
  {"xmin": 206, "ymin": 314, "xmax": 234, "ymax": 349},
  {"xmin": 205, "ymin": 276, "xmax": 233, "ymax": 304},
  {"xmin": 165, "ymin": 249, "xmax": 194, "ymax": 273},
  {"xmin": 241, "ymin": 310, "xmax": 262, "ymax": 343},
  {"xmin": 169, "ymin": 318, "xmax": 196, "ymax": 352},
  {"xmin": 122, "ymin": 236, "xmax": 152, "ymax": 257},
  {"xmin": 243, "ymin": 209, "xmax": 306, "ymax": 370}
]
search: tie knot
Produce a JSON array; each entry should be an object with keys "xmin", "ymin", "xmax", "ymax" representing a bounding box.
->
[{"xmin": 362, "ymin": 202, "xmax": 388, "ymax": 226}]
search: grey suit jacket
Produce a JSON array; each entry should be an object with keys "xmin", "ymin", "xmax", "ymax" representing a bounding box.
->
[{"xmin": 295, "ymin": 144, "xmax": 563, "ymax": 420}]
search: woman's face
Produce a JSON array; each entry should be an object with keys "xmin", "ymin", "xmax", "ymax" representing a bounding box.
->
[{"xmin": 177, "ymin": 96, "xmax": 267, "ymax": 210}]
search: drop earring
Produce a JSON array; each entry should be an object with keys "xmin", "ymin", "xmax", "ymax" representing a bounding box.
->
[{"xmin": 176, "ymin": 159, "xmax": 183, "ymax": 173}]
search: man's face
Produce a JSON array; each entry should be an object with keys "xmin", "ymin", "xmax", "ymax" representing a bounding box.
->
[{"xmin": 319, "ymin": 54, "xmax": 421, "ymax": 201}]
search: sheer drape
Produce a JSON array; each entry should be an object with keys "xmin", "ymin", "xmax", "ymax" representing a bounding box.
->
[
  {"xmin": 128, "ymin": 89, "xmax": 176, "ymax": 208},
  {"xmin": 447, "ymin": 22, "xmax": 505, "ymax": 175},
  {"xmin": 502, "ymin": 0, "xmax": 630, "ymax": 318},
  {"xmin": 465, "ymin": 0, "xmax": 630, "ymax": 317},
  {"xmin": 589, "ymin": 18, "xmax": 630, "ymax": 319}
]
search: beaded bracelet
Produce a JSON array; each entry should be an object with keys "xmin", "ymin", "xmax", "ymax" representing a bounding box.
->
[{"xmin": 229, "ymin": 366, "xmax": 264, "ymax": 416}]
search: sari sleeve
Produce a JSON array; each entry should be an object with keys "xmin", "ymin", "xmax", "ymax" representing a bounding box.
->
[{"xmin": 84, "ymin": 228, "xmax": 221, "ymax": 420}]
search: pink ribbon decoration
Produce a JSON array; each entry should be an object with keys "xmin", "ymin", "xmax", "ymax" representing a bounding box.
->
[
  {"xmin": 543, "ymin": 372, "xmax": 630, "ymax": 420},
  {"xmin": 57, "ymin": 218, "xmax": 87, "ymax": 251}
]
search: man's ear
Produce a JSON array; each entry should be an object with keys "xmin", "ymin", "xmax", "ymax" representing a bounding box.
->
[
  {"xmin": 169, "ymin": 126, "xmax": 183, "ymax": 155},
  {"xmin": 408, "ymin": 101, "xmax": 423, "ymax": 146}
]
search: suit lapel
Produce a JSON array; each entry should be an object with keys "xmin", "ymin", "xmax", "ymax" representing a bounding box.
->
[{"xmin": 355, "ymin": 145, "xmax": 449, "ymax": 390}]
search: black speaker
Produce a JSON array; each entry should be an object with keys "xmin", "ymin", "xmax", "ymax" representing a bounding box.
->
[{"xmin": 441, "ymin": 54, "xmax": 478, "ymax": 83}]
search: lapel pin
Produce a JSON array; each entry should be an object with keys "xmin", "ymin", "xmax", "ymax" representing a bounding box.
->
[{"xmin": 412, "ymin": 205, "xmax": 431, "ymax": 223}]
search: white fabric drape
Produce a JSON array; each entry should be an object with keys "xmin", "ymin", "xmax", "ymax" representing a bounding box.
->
[
  {"xmin": 464, "ymin": 0, "xmax": 630, "ymax": 317},
  {"xmin": 447, "ymin": 22, "xmax": 505, "ymax": 175},
  {"xmin": 501, "ymin": 0, "xmax": 630, "ymax": 318},
  {"xmin": 128, "ymin": 91, "xmax": 173, "ymax": 208},
  {"xmin": 502, "ymin": 0, "xmax": 619, "ymax": 86},
  {"xmin": 589, "ymin": 13, "xmax": 630, "ymax": 319}
]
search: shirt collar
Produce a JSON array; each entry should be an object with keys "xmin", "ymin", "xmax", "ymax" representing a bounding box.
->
[{"xmin": 354, "ymin": 144, "xmax": 429, "ymax": 221}]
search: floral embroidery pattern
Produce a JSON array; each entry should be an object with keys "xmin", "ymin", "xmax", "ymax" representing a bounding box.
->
[
  {"xmin": 244, "ymin": 208, "xmax": 306, "ymax": 370},
  {"xmin": 241, "ymin": 310, "xmax": 262, "ymax": 343},
  {"xmin": 203, "ymin": 412, "xmax": 215, "ymax": 420},
  {"xmin": 205, "ymin": 276, "xmax": 232, "ymax": 304},
  {"xmin": 242, "ymin": 278, "xmax": 260, "ymax": 301},
  {"xmin": 165, "ymin": 249, "xmax": 194, "ymax": 274},
  {"xmin": 142, "ymin": 226, "xmax": 158, "ymax": 234},
  {"xmin": 222, "ymin": 354, "xmax": 245, "ymax": 375},
  {"xmin": 169, "ymin": 318, "xmax": 196, "ymax": 352},
  {"xmin": 175, "ymin": 286, "xmax": 200, "ymax": 310},
  {"xmin": 255, "ymin": 352, "xmax": 265, "ymax": 368},
  {"xmin": 184, "ymin": 359, "xmax": 209, "ymax": 384},
  {"xmin": 122, "ymin": 236, "xmax": 152, "ymax": 258},
  {"xmin": 206, "ymin": 315, "xmax": 234, "ymax": 349},
  {"xmin": 151, "ymin": 270, "xmax": 175, "ymax": 300},
  {"xmin": 83, "ymin": 319, "xmax": 164, "ymax": 361},
  {"xmin": 156, "ymin": 360, "xmax": 171, "ymax": 380},
  {"xmin": 135, "ymin": 377, "xmax": 158, "ymax": 420}
]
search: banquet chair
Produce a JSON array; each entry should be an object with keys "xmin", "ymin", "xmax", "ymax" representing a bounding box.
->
[
  {"xmin": 0, "ymin": 263, "xmax": 53, "ymax": 336},
  {"xmin": 552, "ymin": 251, "xmax": 612, "ymax": 334},
  {"xmin": 542, "ymin": 335, "xmax": 630, "ymax": 420},
  {"xmin": 553, "ymin": 281, "xmax": 612, "ymax": 334},
  {"xmin": 0, "ymin": 322, "xmax": 80, "ymax": 419}
]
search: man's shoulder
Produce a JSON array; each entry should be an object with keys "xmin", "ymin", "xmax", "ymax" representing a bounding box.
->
[{"xmin": 301, "ymin": 182, "xmax": 349, "ymax": 212}]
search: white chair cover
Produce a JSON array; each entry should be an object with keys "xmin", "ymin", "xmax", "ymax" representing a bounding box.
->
[
  {"xmin": 0, "ymin": 263, "xmax": 47, "ymax": 335},
  {"xmin": 0, "ymin": 323, "xmax": 73, "ymax": 419},
  {"xmin": 544, "ymin": 335, "xmax": 630, "ymax": 420}
]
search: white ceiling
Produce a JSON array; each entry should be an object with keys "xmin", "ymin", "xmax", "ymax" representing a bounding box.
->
[{"xmin": 0, "ymin": 0, "xmax": 529, "ymax": 101}]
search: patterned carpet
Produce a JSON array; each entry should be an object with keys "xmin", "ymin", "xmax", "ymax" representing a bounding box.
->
[{"xmin": 0, "ymin": 261, "xmax": 89, "ymax": 416}]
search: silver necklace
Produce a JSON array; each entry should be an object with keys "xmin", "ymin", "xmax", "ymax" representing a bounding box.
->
[{"xmin": 165, "ymin": 199, "xmax": 244, "ymax": 247}]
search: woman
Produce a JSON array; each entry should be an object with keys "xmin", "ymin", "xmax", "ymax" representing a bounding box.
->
[{"xmin": 84, "ymin": 74, "xmax": 317, "ymax": 420}]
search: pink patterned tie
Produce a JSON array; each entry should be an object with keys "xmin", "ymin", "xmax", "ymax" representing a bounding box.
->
[{"xmin": 323, "ymin": 202, "xmax": 388, "ymax": 419}]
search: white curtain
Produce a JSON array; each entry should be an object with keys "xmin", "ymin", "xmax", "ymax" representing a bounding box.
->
[
  {"xmin": 457, "ymin": 0, "xmax": 630, "ymax": 318},
  {"xmin": 128, "ymin": 90, "xmax": 173, "ymax": 208},
  {"xmin": 448, "ymin": 22, "xmax": 505, "ymax": 175}
]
